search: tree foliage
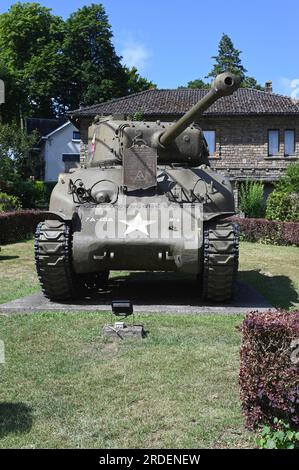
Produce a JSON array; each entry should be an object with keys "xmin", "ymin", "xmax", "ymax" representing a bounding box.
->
[
  {"xmin": 265, "ymin": 191, "xmax": 299, "ymax": 222},
  {"xmin": 206, "ymin": 34, "xmax": 247, "ymax": 81},
  {"xmin": 0, "ymin": 192, "xmax": 21, "ymax": 212},
  {"xmin": 0, "ymin": 123, "xmax": 51, "ymax": 208},
  {"xmin": 0, "ymin": 123, "xmax": 38, "ymax": 185},
  {"xmin": 0, "ymin": 2, "xmax": 64, "ymax": 122},
  {"xmin": 60, "ymin": 4, "xmax": 128, "ymax": 111},
  {"xmin": 0, "ymin": 2, "xmax": 154, "ymax": 123},
  {"xmin": 125, "ymin": 67, "xmax": 156, "ymax": 94},
  {"xmin": 180, "ymin": 33, "xmax": 263, "ymax": 90},
  {"xmin": 178, "ymin": 78, "xmax": 210, "ymax": 89},
  {"xmin": 275, "ymin": 161, "xmax": 299, "ymax": 193},
  {"xmin": 207, "ymin": 34, "xmax": 263, "ymax": 90}
]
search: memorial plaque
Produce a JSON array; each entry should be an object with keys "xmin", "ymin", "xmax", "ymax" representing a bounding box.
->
[{"xmin": 123, "ymin": 145, "xmax": 157, "ymax": 190}]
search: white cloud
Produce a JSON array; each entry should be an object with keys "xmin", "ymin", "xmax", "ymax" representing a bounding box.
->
[
  {"xmin": 121, "ymin": 39, "xmax": 150, "ymax": 70},
  {"xmin": 279, "ymin": 77, "xmax": 293, "ymax": 95},
  {"xmin": 279, "ymin": 76, "xmax": 299, "ymax": 99}
]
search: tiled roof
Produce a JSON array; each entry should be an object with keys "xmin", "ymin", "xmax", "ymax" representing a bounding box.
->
[{"xmin": 68, "ymin": 88, "xmax": 299, "ymax": 119}]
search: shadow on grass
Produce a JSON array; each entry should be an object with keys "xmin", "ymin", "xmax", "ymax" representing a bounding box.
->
[
  {"xmin": 0, "ymin": 403, "xmax": 33, "ymax": 438},
  {"xmin": 239, "ymin": 270, "xmax": 298, "ymax": 310},
  {"xmin": 0, "ymin": 256, "xmax": 19, "ymax": 261}
]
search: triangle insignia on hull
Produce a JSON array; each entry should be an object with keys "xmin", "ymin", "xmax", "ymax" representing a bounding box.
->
[{"xmin": 135, "ymin": 170, "xmax": 146, "ymax": 181}]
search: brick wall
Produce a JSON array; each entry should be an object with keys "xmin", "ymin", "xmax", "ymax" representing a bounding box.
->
[{"xmin": 195, "ymin": 115, "xmax": 299, "ymax": 182}]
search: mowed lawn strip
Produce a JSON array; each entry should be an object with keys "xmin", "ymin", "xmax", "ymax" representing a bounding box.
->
[
  {"xmin": 0, "ymin": 239, "xmax": 298, "ymax": 308},
  {"xmin": 0, "ymin": 312, "xmax": 254, "ymax": 449}
]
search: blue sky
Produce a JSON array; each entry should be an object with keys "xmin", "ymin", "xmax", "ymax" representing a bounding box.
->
[{"xmin": 0, "ymin": 0, "xmax": 298, "ymax": 96}]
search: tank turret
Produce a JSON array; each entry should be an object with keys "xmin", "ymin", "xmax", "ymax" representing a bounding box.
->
[
  {"xmin": 88, "ymin": 72, "xmax": 240, "ymax": 167},
  {"xmin": 35, "ymin": 72, "xmax": 241, "ymax": 303}
]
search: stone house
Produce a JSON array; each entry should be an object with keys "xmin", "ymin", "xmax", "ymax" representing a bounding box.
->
[{"xmin": 68, "ymin": 83, "xmax": 299, "ymax": 202}]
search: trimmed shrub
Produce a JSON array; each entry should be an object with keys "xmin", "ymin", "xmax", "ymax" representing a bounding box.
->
[
  {"xmin": 0, "ymin": 210, "xmax": 46, "ymax": 244},
  {"xmin": 240, "ymin": 310, "xmax": 299, "ymax": 430},
  {"xmin": 0, "ymin": 192, "xmax": 21, "ymax": 212},
  {"xmin": 232, "ymin": 217, "xmax": 299, "ymax": 246},
  {"xmin": 239, "ymin": 180, "xmax": 265, "ymax": 218},
  {"xmin": 266, "ymin": 161, "xmax": 299, "ymax": 223},
  {"xmin": 276, "ymin": 161, "xmax": 299, "ymax": 194},
  {"xmin": 266, "ymin": 191, "xmax": 299, "ymax": 222}
]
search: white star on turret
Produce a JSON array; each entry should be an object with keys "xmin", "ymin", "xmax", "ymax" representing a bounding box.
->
[{"xmin": 120, "ymin": 213, "xmax": 155, "ymax": 236}]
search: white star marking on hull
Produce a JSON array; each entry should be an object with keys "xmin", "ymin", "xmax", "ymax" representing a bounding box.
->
[{"xmin": 120, "ymin": 212, "xmax": 156, "ymax": 236}]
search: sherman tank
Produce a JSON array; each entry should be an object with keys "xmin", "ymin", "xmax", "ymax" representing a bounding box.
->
[{"xmin": 35, "ymin": 72, "xmax": 240, "ymax": 302}]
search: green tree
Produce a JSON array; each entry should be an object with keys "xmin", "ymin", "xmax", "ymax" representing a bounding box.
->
[
  {"xmin": 60, "ymin": 4, "xmax": 128, "ymax": 110},
  {"xmin": 0, "ymin": 123, "xmax": 38, "ymax": 185},
  {"xmin": 207, "ymin": 34, "xmax": 247, "ymax": 81},
  {"xmin": 178, "ymin": 78, "xmax": 210, "ymax": 89},
  {"xmin": 0, "ymin": 63, "xmax": 20, "ymax": 123},
  {"xmin": 0, "ymin": 3, "xmax": 154, "ymax": 122},
  {"xmin": 0, "ymin": 2, "xmax": 64, "ymax": 123},
  {"xmin": 206, "ymin": 34, "xmax": 263, "ymax": 90},
  {"xmin": 125, "ymin": 67, "xmax": 156, "ymax": 94},
  {"xmin": 179, "ymin": 34, "xmax": 263, "ymax": 91},
  {"xmin": 242, "ymin": 76, "xmax": 264, "ymax": 91}
]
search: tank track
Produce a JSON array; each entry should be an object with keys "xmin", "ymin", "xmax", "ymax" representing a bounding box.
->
[
  {"xmin": 202, "ymin": 220, "xmax": 239, "ymax": 302},
  {"xmin": 35, "ymin": 220, "xmax": 77, "ymax": 301},
  {"xmin": 35, "ymin": 220, "xmax": 109, "ymax": 301}
]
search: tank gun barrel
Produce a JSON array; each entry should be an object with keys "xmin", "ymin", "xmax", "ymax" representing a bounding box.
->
[{"xmin": 159, "ymin": 72, "xmax": 240, "ymax": 147}]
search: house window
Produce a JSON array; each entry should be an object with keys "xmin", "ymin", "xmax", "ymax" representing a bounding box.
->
[
  {"xmin": 284, "ymin": 130, "xmax": 295, "ymax": 156},
  {"xmin": 72, "ymin": 131, "xmax": 81, "ymax": 140},
  {"xmin": 62, "ymin": 154, "xmax": 80, "ymax": 173},
  {"xmin": 203, "ymin": 130, "xmax": 216, "ymax": 155},
  {"xmin": 268, "ymin": 130, "xmax": 280, "ymax": 156}
]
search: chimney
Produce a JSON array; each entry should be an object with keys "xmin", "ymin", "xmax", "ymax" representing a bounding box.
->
[{"xmin": 265, "ymin": 81, "xmax": 273, "ymax": 93}]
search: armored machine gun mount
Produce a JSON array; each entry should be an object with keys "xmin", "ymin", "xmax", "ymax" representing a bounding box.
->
[{"xmin": 35, "ymin": 72, "xmax": 240, "ymax": 302}]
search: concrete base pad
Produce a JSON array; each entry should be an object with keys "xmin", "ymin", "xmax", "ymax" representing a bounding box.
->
[{"xmin": 0, "ymin": 277, "xmax": 272, "ymax": 315}]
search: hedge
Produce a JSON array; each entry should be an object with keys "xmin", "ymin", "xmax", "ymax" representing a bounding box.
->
[
  {"xmin": 232, "ymin": 217, "xmax": 299, "ymax": 246},
  {"xmin": 0, "ymin": 210, "xmax": 46, "ymax": 244},
  {"xmin": 240, "ymin": 310, "xmax": 299, "ymax": 430}
]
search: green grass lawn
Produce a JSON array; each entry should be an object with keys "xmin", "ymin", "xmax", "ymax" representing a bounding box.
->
[
  {"xmin": 0, "ymin": 239, "xmax": 298, "ymax": 448},
  {"xmin": 239, "ymin": 242, "xmax": 299, "ymax": 310},
  {"xmin": 0, "ymin": 312, "xmax": 254, "ymax": 449},
  {"xmin": 0, "ymin": 239, "xmax": 298, "ymax": 308}
]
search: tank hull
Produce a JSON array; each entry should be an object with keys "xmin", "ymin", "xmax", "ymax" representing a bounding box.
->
[{"xmin": 72, "ymin": 202, "xmax": 202, "ymax": 273}]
